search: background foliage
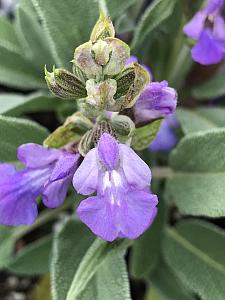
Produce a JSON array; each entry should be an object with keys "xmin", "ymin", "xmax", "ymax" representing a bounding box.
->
[{"xmin": 0, "ymin": 0, "xmax": 225, "ymax": 299}]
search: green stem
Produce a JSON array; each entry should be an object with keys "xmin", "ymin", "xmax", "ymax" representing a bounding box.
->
[
  {"xmin": 151, "ymin": 167, "xmax": 172, "ymax": 179},
  {"xmin": 98, "ymin": 0, "xmax": 109, "ymax": 16}
]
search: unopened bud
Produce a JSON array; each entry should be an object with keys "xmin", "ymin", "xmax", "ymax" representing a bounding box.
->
[
  {"xmin": 90, "ymin": 14, "xmax": 115, "ymax": 42},
  {"xmin": 45, "ymin": 67, "xmax": 87, "ymax": 99},
  {"xmin": 111, "ymin": 115, "xmax": 135, "ymax": 137},
  {"xmin": 92, "ymin": 40, "xmax": 111, "ymax": 66},
  {"xmin": 85, "ymin": 79, "xmax": 117, "ymax": 110},
  {"xmin": 74, "ymin": 38, "xmax": 130, "ymax": 79}
]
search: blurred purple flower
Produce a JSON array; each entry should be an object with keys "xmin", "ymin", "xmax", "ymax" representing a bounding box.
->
[
  {"xmin": 73, "ymin": 133, "xmax": 158, "ymax": 242},
  {"xmin": 0, "ymin": 144, "xmax": 79, "ymax": 226},
  {"xmin": 134, "ymin": 80, "xmax": 177, "ymax": 124},
  {"xmin": 183, "ymin": 0, "xmax": 225, "ymax": 65},
  {"xmin": 150, "ymin": 114, "xmax": 178, "ymax": 152}
]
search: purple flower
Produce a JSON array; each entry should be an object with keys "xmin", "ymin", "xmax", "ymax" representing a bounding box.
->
[
  {"xmin": 150, "ymin": 115, "xmax": 178, "ymax": 152},
  {"xmin": 183, "ymin": 0, "xmax": 225, "ymax": 65},
  {"xmin": 73, "ymin": 133, "xmax": 158, "ymax": 242},
  {"xmin": 0, "ymin": 143, "xmax": 79, "ymax": 226},
  {"xmin": 134, "ymin": 80, "xmax": 177, "ymax": 124}
]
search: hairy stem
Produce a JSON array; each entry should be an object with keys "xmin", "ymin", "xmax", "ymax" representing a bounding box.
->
[{"xmin": 98, "ymin": 0, "xmax": 109, "ymax": 16}]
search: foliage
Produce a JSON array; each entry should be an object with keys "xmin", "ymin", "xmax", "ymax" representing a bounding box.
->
[{"xmin": 0, "ymin": 0, "xmax": 225, "ymax": 299}]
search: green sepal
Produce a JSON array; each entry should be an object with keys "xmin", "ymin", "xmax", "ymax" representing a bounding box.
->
[
  {"xmin": 114, "ymin": 66, "xmax": 136, "ymax": 99},
  {"xmin": 131, "ymin": 119, "xmax": 162, "ymax": 151},
  {"xmin": 44, "ymin": 112, "xmax": 93, "ymax": 148},
  {"xmin": 111, "ymin": 114, "xmax": 135, "ymax": 144},
  {"xmin": 113, "ymin": 63, "xmax": 150, "ymax": 111},
  {"xmin": 45, "ymin": 66, "xmax": 87, "ymax": 99},
  {"xmin": 90, "ymin": 14, "xmax": 115, "ymax": 42},
  {"xmin": 78, "ymin": 129, "xmax": 94, "ymax": 156}
]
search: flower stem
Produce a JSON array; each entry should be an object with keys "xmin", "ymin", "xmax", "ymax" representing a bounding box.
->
[
  {"xmin": 151, "ymin": 167, "xmax": 172, "ymax": 179},
  {"xmin": 98, "ymin": 0, "xmax": 109, "ymax": 16}
]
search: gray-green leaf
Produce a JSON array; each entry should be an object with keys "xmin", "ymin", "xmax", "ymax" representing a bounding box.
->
[
  {"xmin": 166, "ymin": 128, "xmax": 225, "ymax": 217},
  {"xmin": 131, "ymin": 0, "xmax": 177, "ymax": 50},
  {"xmin": 132, "ymin": 119, "xmax": 162, "ymax": 151},
  {"xmin": 51, "ymin": 219, "xmax": 95, "ymax": 300},
  {"xmin": 163, "ymin": 220, "xmax": 225, "ymax": 300},
  {"xmin": 0, "ymin": 115, "xmax": 49, "ymax": 161}
]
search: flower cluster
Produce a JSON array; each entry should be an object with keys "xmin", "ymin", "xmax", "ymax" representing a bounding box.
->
[
  {"xmin": 184, "ymin": 0, "xmax": 225, "ymax": 65},
  {"xmin": 0, "ymin": 14, "xmax": 178, "ymax": 241}
]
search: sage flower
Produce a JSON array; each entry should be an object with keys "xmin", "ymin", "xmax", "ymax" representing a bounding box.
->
[
  {"xmin": 183, "ymin": 0, "xmax": 225, "ymax": 64},
  {"xmin": 73, "ymin": 133, "xmax": 158, "ymax": 242},
  {"xmin": 134, "ymin": 80, "xmax": 177, "ymax": 124},
  {"xmin": 0, "ymin": 143, "xmax": 79, "ymax": 225}
]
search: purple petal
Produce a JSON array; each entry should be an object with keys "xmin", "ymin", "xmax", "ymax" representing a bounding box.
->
[
  {"xmin": 49, "ymin": 152, "xmax": 79, "ymax": 182},
  {"xmin": 118, "ymin": 191, "xmax": 158, "ymax": 239},
  {"xmin": 73, "ymin": 148, "xmax": 98, "ymax": 195},
  {"xmin": 76, "ymin": 195, "xmax": 119, "ymax": 242},
  {"xmin": 43, "ymin": 176, "xmax": 72, "ymax": 208},
  {"xmin": 134, "ymin": 81, "xmax": 177, "ymax": 123},
  {"xmin": 126, "ymin": 56, "xmax": 138, "ymax": 64},
  {"xmin": 17, "ymin": 143, "xmax": 61, "ymax": 169},
  {"xmin": 213, "ymin": 15, "xmax": 225, "ymax": 41},
  {"xmin": 0, "ymin": 167, "xmax": 52, "ymax": 225},
  {"xmin": 119, "ymin": 144, "xmax": 151, "ymax": 189},
  {"xmin": 192, "ymin": 29, "xmax": 224, "ymax": 64},
  {"xmin": 97, "ymin": 133, "xmax": 119, "ymax": 170},
  {"xmin": 0, "ymin": 163, "xmax": 16, "ymax": 178},
  {"xmin": 206, "ymin": 0, "xmax": 224, "ymax": 14},
  {"xmin": 42, "ymin": 153, "xmax": 79, "ymax": 208},
  {"xmin": 150, "ymin": 118, "xmax": 177, "ymax": 152},
  {"xmin": 76, "ymin": 189, "xmax": 158, "ymax": 241},
  {"xmin": 183, "ymin": 10, "xmax": 207, "ymax": 40}
]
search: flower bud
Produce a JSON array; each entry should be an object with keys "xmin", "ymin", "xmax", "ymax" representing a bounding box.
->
[
  {"xmin": 73, "ymin": 38, "xmax": 130, "ymax": 79},
  {"xmin": 111, "ymin": 114, "xmax": 135, "ymax": 144},
  {"xmin": 134, "ymin": 80, "xmax": 177, "ymax": 124},
  {"xmin": 92, "ymin": 40, "xmax": 112, "ymax": 66},
  {"xmin": 90, "ymin": 14, "xmax": 115, "ymax": 42},
  {"xmin": 85, "ymin": 79, "xmax": 117, "ymax": 110},
  {"xmin": 45, "ymin": 67, "xmax": 87, "ymax": 99}
]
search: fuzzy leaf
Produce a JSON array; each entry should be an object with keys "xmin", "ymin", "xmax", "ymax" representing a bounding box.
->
[
  {"xmin": 8, "ymin": 235, "xmax": 52, "ymax": 275},
  {"xmin": 131, "ymin": 0, "xmax": 177, "ymax": 49},
  {"xmin": 132, "ymin": 119, "xmax": 162, "ymax": 151},
  {"xmin": 0, "ymin": 115, "xmax": 49, "ymax": 161},
  {"xmin": 176, "ymin": 108, "xmax": 218, "ymax": 134},
  {"xmin": 163, "ymin": 220, "xmax": 225, "ymax": 300},
  {"xmin": 166, "ymin": 128, "xmax": 225, "ymax": 217},
  {"xmin": 51, "ymin": 219, "xmax": 94, "ymax": 300},
  {"xmin": 66, "ymin": 238, "xmax": 131, "ymax": 300},
  {"xmin": 0, "ymin": 226, "xmax": 16, "ymax": 269},
  {"xmin": 150, "ymin": 260, "xmax": 194, "ymax": 300},
  {"xmin": 78, "ymin": 252, "xmax": 131, "ymax": 300},
  {"xmin": 192, "ymin": 71, "xmax": 225, "ymax": 100},
  {"xmin": 15, "ymin": 4, "xmax": 55, "ymax": 71},
  {"xmin": 0, "ymin": 93, "xmax": 60, "ymax": 116},
  {"xmin": 31, "ymin": 0, "xmax": 99, "ymax": 69},
  {"xmin": 130, "ymin": 200, "xmax": 165, "ymax": 278},
  {"xmin": 0, "ymin": 45, "xmax": 45, "ymax": 89}
]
